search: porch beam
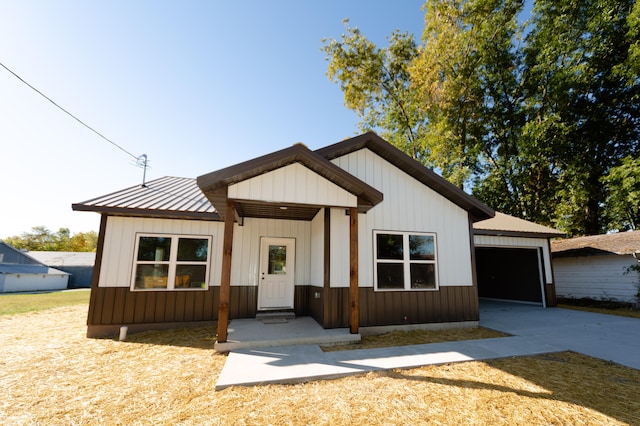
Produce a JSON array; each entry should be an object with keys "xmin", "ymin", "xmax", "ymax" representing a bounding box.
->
[
  {"xmin": 217, "ymin": 200, "xmax": 235, "ymax": 343},
  {"xmin": 349, "ymin": 207, "xmax": 359, "ymax": 334}
]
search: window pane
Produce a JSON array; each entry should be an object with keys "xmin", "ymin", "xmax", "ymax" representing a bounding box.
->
[
  {"xmin": 177, "ymin": 238, "xmax": 209, "ymax": 261},
  {"xmin": 376, "ymin": 234, "xmax": 403, "ymax": 260},
  {"xmin": 409, "ymin": 235, "xmax": 435, "ymax": 260},
  {"xmin": 134, "ymin": 264, "xmax": 169, "ymax": 289},
  {"xmin": 377, "ymin": 263, "xmax": 404, "ymax": 289},
  {"xmin": 268, "ymin": 245, "xmax": 286, "ymax": 274},
  {"xmin": 410, "ymin": 263, "xmax": 436, "ymax": 289},
  {"xmin": 137, "ymin": 237, "xmax": 171, "ymax": 261},
  {"xmin": 175, "ymin": 265, "xmax": 207, "ymax": 288}
]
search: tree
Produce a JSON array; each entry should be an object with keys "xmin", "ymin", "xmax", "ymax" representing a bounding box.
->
[
  {"xmin": 2, "ymin": 227, "xmax": 98, "ymax": 252},
  {"xmin": 522, "ymin": 0, "xmax": 640, "ymax": 235},
  {"xmin": 412, "ymin": 0, "xmax": 524, "ymax": 188},
  {"xmin": 601, "ymin": 155, "xmax": 640, "ymax": 231},
  {"xmin": 323, "ymin": 21, "xmax": 429, "ymax": 164},
  {"xmin": 323, "ymin": 0, "xmax": 639, "ymax": 235}
]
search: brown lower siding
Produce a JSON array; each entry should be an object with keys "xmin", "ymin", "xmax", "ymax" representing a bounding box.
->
[
  {"xmin": 87, "ymin": 284, "xmax": 479, "ymax": 336},
  {"xmin": 322, "ymin": 286, "xmax": 480, "ymax": 329}
]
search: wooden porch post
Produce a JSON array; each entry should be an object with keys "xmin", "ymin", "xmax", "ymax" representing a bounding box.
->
[
  {"xmin": 217, "ymin": 200, "xmax": 235, "ymax": 343},
  {"xmin": 349, "ymin": 207, "xmax": 359, "ymax": 334}
]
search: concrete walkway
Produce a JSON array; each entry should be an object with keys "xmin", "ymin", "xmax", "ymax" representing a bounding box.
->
[{"xmin": 215, "ymin": 301, "xmax": 640, "ymax": 390}]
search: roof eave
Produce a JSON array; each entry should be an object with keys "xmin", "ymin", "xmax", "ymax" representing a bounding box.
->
[{"xmin": 71, "ymin": 204, "xmax": 222, "ymax": 221}]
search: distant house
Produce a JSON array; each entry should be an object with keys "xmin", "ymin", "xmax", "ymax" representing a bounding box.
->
[
  {"xmin": 28, "ymin": 251, "xmax": 95, "ymax": 288},
  {"xmin": 0, "ymin": 242, "xmax": 69, "ymax": 293},
  {"xmin": 73, "ymin": 132, "xmax": 564, "ymax": 338},
  {"xmin": 552, "ymin": 231, "xmax": 640, "ymax": 303}
]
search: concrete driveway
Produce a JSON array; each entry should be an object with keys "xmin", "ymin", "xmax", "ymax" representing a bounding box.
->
[
  {"xmin": 479, "ymin": 300, "xmax": 640, "ymax": 370},
  {"xmin": 216, "ymin": 301, "xmax": 640, "ymax": 389}
]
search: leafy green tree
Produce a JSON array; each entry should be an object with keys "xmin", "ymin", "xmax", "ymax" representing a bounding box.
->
[
  {"xmin": 522, "ymin": 0, "xmax": 640, "ymax": 235},
  {"xmin": 324, "ymin": 0, "xmax": 639, "ymax": 235},
  {"xmin": 323, "ymin": 20, "xmax": 429, "ymax": 164},
  {"xmin": 412, "ymin": 0, "xmax": 524, "ymax": 188},
  {"xmin": 601, "ymin": 155, "xmax": 640, "ymax": 231},
  {"xmin": 2, "ymin": 227, "xmax": 97, "ymax": 252}
]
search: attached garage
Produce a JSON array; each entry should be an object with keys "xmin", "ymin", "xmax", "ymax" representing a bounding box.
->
[
  {"xmin": 475, "ymin": 246, "xmax": 545, "ymax": 304},
  {"xmin": 473, "ymin": 212, "xmax": 565, "ymax": 307}
]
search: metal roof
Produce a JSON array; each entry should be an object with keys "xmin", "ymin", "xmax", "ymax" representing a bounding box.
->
[
  {"xmin": 473, "ymin": 212, "xmax": 565, "ymax": 238},
  {"xmin": 28, "ymin": 251, "xmax": 96, "ymax": 267},
  {"xmin": 72, "ymin": 176, "xmax": 219, "ymax": 221}
]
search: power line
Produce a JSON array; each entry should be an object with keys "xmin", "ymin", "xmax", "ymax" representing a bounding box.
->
[{"xmin": 0, "ymin": 61, "xmax": 139, "ymax": 161}]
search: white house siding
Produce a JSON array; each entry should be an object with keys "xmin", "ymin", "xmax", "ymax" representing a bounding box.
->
[
  {"xmin": 229, "ymin": 216, "xmax": 311, "ymax": 287},
  {"xmin": 98, "ymin": 216, "xmax": 311, "ymax": 289},
  {"xmin": 554, "ymin": 255, "xmax": 639, "ymax": 302},
  {"xmin": 98, "ymin": 217, "xmax": 223, "ymax": 288},
  {"xmin": 330, "ymin": 148, "xmax": 474, "ymax": 288},
  {"xmin": 473, "ymin": 235, "xmax": 553, "ymax": 284},
  {"xmin": 228, "ymin": 162, "xmax": 357, "ymax": 207},
  {"xmin": 0, "ymin": 272, "xmax": 68, "ymax": 292}
]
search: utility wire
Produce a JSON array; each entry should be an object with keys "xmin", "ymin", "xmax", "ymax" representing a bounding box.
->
[{"xmin": 0, "ymin": 61, "xmax": 138, "ymax": 161}]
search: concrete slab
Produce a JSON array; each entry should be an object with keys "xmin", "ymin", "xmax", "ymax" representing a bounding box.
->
[
  {"xmin": 214, "ymin": 317, "xmax": 360, "ymax": 352},
  {"xmin": 215, "ymin": 301, "xmax": 640, "ymax": 390}
]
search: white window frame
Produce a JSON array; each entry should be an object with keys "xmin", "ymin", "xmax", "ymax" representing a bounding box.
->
[
  {"xmin": 130, "ymin": 233, "xmax": 212, "ymax": 291},
  {"xmin": 373, "ymin": 230, "xmax": 439, "ymax": 291}
]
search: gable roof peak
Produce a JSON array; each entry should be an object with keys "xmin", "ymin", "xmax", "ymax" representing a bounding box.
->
[{"xmin": 316, "ymin": 132, "xmax": 494, "ymax": 222}]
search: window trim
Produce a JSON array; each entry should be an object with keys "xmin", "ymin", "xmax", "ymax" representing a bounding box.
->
[
  {"xmin": 130, "ymin": 233, "xmax": 212, "ymax": 291},
  {"xmin": 373, "ymin": 230, "xmax": 439, "ymax": 291}
]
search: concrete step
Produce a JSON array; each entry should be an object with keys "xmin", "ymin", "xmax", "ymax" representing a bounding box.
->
[{"xmin": 255, "ymin": 311, "xmax": 296, "ymax": 321}]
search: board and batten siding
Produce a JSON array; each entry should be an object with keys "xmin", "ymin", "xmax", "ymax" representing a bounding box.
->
[
  {"xmin": 98, "ymin": 216, "xmax": 312, "ymax": 289},
  {"xmin": 330, "ymin": 148, "xmax": 474, "ymax": 288},
  {"xmin": 554, "ymin": 255, "xmax": 639, "ymax": 302},
  {"xmin": 474, "ymin": 235, "xmax": 553, "ymax": 285},
  {"xmin": 227, "ymin": 162, "xmax": 357, "ymax": 207}
]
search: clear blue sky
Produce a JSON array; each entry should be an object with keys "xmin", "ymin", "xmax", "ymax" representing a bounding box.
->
[
  {"xmin": 1, "ymin": 1, "xmax": 427, "ymax": 238},
  {"xmin": 1, "ymin": 1, "xmax": 531, "ymax": 239}
]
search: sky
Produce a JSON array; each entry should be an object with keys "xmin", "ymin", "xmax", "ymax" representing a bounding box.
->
[{"xmin": 0, "ymin": 0, "xmax": 430, "ymax": 239}]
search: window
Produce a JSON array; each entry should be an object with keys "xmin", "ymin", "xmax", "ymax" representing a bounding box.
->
[
  {"xmin": 374, "ymin": 231, "xmax": 438, "ymax": 291},
  {"xmin": 131, "ymin": 234, "xmax": 212, "ymax": 291}
]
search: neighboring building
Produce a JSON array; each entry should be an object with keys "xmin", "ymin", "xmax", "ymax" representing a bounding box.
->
[
  {"xmin": 0, "ymin": 242, "xmax": 69, "ymax": 293},
  {"xmin": 28, "ymin": 251, "xmax": 95, "ymax": 288},
  {"xmin": 73, "ymin": 132, "xmax": 563, "ymax": 338},
  {"xmin": 552, "ymin": 231, "xmax": 640, "ymax": 303}
]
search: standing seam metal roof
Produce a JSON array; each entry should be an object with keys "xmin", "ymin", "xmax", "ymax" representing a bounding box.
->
[{"xmin": 72, "ymin": 176, "xmax": 218, "ymax": 219}]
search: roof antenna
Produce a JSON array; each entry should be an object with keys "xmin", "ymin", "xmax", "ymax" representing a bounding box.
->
[{"xmin": 135, "ymin": 154, "xmax": 149, "ymax": 187}]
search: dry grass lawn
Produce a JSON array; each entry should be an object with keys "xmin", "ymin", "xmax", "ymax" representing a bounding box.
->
[{"xmin": 2, "ymin": 305, "xmax": 639, "ymax": 425}]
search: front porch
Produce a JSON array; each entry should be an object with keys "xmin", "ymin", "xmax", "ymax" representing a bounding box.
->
[{"xmin": 214, "ymin": 316, "xmax": 360, "ymax": 352}]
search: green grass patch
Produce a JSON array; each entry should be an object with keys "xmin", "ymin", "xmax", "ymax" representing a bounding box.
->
[{"xmin": 0, "ymin": 290, "xmax": 90, "ymax": 316}]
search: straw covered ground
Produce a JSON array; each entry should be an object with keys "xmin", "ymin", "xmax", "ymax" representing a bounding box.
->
[{"xmin": 2, "ymin": 305, "xmax": 639, "ymax": 425}]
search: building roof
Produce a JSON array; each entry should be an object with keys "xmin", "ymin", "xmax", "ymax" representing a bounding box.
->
[
  {"xmin": 0, "ymin": 264, "xmax": 68, "ymax": 275},
  {"xmin": 473, "ymin": 212, "xmax": 565, "ymax": 238},
  {"xmin": 72, "ymin": 176, "xmax": 219, "ymax": 220},
  {"xmin": 551, "ymin": 231, "xmax": 640, "ymax": 257},
  {"xmin": 74, "ymin": 132, "xmax": 494, "ymax": 223},
  {"xmin": 316, "ymin": 132, "xmax": 494, "ymax": 222},
  {"xmin": 28, "ymin": 251, "xmax": 96, "ymax": 267},
  {"xmin": 197, "ymin": 142, "xmax": 384, "ymax": 221}
]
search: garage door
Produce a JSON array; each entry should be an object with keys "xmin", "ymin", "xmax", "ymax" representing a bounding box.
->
[{"xmin": 475, "ymin": 247, "xmax": 545, "ymax": 304}]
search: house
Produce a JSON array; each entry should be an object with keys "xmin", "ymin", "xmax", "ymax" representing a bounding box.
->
[
  {"xmin": 28, "ymin": 251, "xmax": 96, "ymax": 288},
  {"xmin": 552, "ymin": 231, "xmax": 640, "ymax": 303},
  {"xmin": 73, "ymin": 132, "xmax": 562, "ymax": 339},
  {"xmin": 0, "ymin": 242, "xmax": 69, "ymax": 293}
]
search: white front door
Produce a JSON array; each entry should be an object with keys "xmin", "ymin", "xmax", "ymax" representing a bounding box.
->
[{"xmin": 258, "ymin": 237, "xmax": 295, "ymax": 310}]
